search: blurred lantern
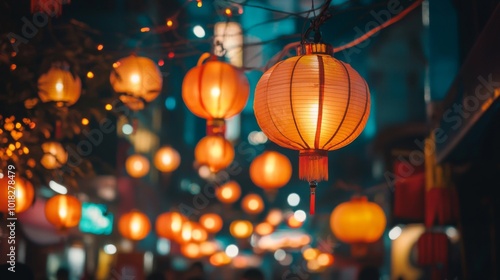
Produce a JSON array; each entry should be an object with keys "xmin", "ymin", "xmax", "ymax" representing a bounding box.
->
[
  {"xmin": 199, "ymin": 213, "xmax": 223, "ymax": 234},
  {"xmin": 249, "ymin": 151, "xmax": 292, "ymax": 198},
  {"xmin": 195, "ymin": 135, "xmax": 234, "ymax": 173},
  {"xmin": 154, "ymin": 146, "xmax": 181, "ymax": 172},
  {"xmin": 118, "ymin": 210, "xmax": 151, "ymax": 241},
  {"xmin": 230, "ymin": 220, "xmax": 253, "ymax": 239},
  {"xmin": 191, "ymin": 223, "xmax": 208, "ymax": 243},
  {"xmin": 317, "ymin": 253, "xmax": 335, "ymax": 266},
  {"xmin": 255, "ymin": 222, "xmax": 274, "ymax": 236},
  {"xmin": 156, "ymin": 211, "xmax": 187, "ymax": 242},
  {"xmin": 254, "ymin": 43, "xmax": 370, "ymax": 214},
  {"xmin": 125, "ymin": 154, "xmax": 150, "ymax": 178},
  {"xmin": 110, "ymin": 55, "xmax": 163, "ymax": 111},
  {"xmin": 0, "ymin": 177, "xmax": 35, "ymax": 213},
  {"xmin": 41, "ymin": 141, "xmax": 68, "ymax": 169},
  {"xmin": 265, "ymin": 209, "xmax": 283, "ymax": 226},
  {"xmin": 181, "ymin": 242, "xmax": 202, "ymax": 259},
  {"xmin": 241, "ymin": 193, "xmax": 264, "ymax": 215},
  {"xmin": 216, "ymin": 180, "xmax": 241, "ymax": 204},
  {"xmin": 303, "ymin": 248, "xmax": 320, "ymax": 261},
  {"xmin": 180, "ymin": 221, "xmax": 196, "ymax": 244},
  {"xmin": 330, "ymin": 196, "xmax": 386, "ymax": 256},
  {"xmin": 38, "ymin": 62, "xmax": 82, "ymax": 107},
  {"xmin": 287, "ymin": 214, "xmax": 303, "ymax": 229},
  {"xmin": 200, "ymin": 241, "xmax": 218, "ymax": 256},
  {"xmin": 182, "ymin": 53, "xmax": 249, "ymax": 135},
  {"xmin": 210, "ymin": 252, "xmax": 231, "ymax": 266},
  {"xmin": 45, "ymin": 194, "xmax": 82, "ymax": 230}
]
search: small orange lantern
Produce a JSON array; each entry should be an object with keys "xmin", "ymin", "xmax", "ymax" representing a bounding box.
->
[
  {"xmin": 45, "ymin": 194, "xmax": 82, "ymax": 230},
  {"xmin": 195, "ymin": 135, "xmax": 234, "ymax": 173},
  {"xmin": 200, "ymin": 241, "xmax": 218, "ymax": 256},
  {"xmin": 0, "ymin": 177, "xmax": 35, "ymax": 214},
  {"xmin": 199, "ymin": 213, "xmax": 223, "ymax": 234},
  {"xmin": 287, "ymin": 215, "xmax": 303, "ymax": 229},
  {"xmin": 125, "ymin": 154, "xmax": 150, "ymax": 178},
  {"xmin": 41, "ymin": 141, "xmax": 68, "ymax": 169},
  {"xmin": 110, "ymin": 55, "xmax": 163, "ymax": 111},
  {"xmin": 118, "ymin": 210, "xmax": 151, "ymax": 241},
  {"xmin": 154, "ymin": 146, "xmax": 181, "ymax": 172},
  {"xmin": 229, "ymin": 220, "xmax": 253, "ymax": 239},
  {"xmin": 215, "ymin": 181, "xmax": 241, "ymax": 204},
  {"xmin": 249, "ymin": 151, "xmax": 292, "ymax": 191},
  {"xmin": 265, "ymin": 209, "xmax": 283, "ymax": 226},
  {"xmin": 255, "ymin": 222, "xmax": 274, "ymax": 236},
  {"xmin": 180, "ymin": 221, "xmax": 196, "ymax": 244},
  {"xmin": 330, "ymin": 196, "xmax": 386, "ymax": 255},
  {"xmin": 155, "ymin": 211, "xmax": 186, "ymax": 242},
  {"xmin": 210, "ymin": 252, "xmax": 231, "ymax": 266},
  {"xmin": 181, "ymin": 242, "xmax": 202, "ymax": 259},
  {"xmin": 191, "ymin": 223, "xmax": 208, "ymax": 243},
  {"xmin": 241, "ymin": 193, "xmax": 264, "ymax": 215},
  {"xmin": 254, "ymin": 43, "xmax": 370, "ymax": 214},
  {"xmin": 182, "ymin": 53, "xmax": 249, "ymax": 134},
  {"xmin": 38, "ymin": 62, "xmax": 82, "ymax": 107}
]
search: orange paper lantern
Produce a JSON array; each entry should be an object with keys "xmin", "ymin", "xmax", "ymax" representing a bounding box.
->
[
  {"xmin": 0, "ymin": 176, "xmax": 35, "ymax": 214},
  {"xmin": 330, "ymin": 196, "xmax": 386, "ymax": 244},
  {"xmin": 155, "ymin": 211, "xmax": 187, "ymax": 242},
  {"xmin": 199, "ymin": 213, "xmax": 223, "ymax": 234},
  {"xmin": 229, "ymin": 220, "xmax": 253, "ymax": 239},
  {"xmin": 154, "ymin": 146, "xmax": 181, "ymax": 172},
  {"xmin": 182, "ymin": 53, "xmax": 249, "ymax": 134},
  {"xmin": 110, "ymin": 55, "xmax": 163, "ymax": 111},
  {"xmin": 38, "ymin": 62, "xmax": 82, "ymax": 107},
  {"xmin": 255, "ymin": 222, "xmax": 274, "ymax": 236},
  {"xmin": 118, "ymin": 210, "xmax": 151, "ymax": 241},
  {"xmin": 45, "ymin": 194, "xmax": 82, "ymax": 230},
  {"xmin": 195, "ymin": 135, "xmax": 234, "ymax": 173},
  {"xmin": 181, "ymin": 242, "xmax": 202, "ymax": 259},
  {"xmin": 249, "ymin": 151, "xmax": 292, "ymax": 190},
  {"xmin": 40, "ymin": 141, "xmax": 68, "ymax": 169},
  {"xmin": 241, "ymin": 193, "xmax": 264, "ymax": 215},
  {"xmin": 216, "ymin": 180, "xmax": 241, "ymax": 204},
  {"xmin": 125, "ymin": 154, "xmax": 150, "ymax": 178},
  {"xmin": 254, "ymin": 43, "xmax": 370, "ymax": 214}
]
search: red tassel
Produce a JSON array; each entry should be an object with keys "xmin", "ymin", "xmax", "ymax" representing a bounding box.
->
[
  {"xmin": 299, "ymin": 150, "xmax": 328, "ymax": 182},
  {"xmin": 309, "ymin": 181, "xmax": 317, "ymax": 215},
  {"xmin": 206, "ymin": 119, "xmax": 226, "ymax": 137}
]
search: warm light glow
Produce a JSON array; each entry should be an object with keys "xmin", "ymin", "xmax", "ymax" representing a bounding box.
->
[
  {"xmin": 38, "ymin": 63, "xmax": 82, "ymax": 107},
  {"xmin": 303, "ymin": 248, "xmax": 319, "ymax": 261},
  {"xmin": 55, "ymin": 82, "xmax": 64, "ymax": 92},
  {"xmin": 140, "ymin": 27, "xmax": 150, "ymax": 32},
  {"xmin": 210, "ymin": 252, "xmax": 231, "ymax": 267},
  {"xmin": 130, "ymin": 74, "xmax": 140, "ymax": 84},
  {"xmin": 181, "ymin": 221, "xmax": 194, "ymax": 243},
  {"xmin": 191, "ymin": 224, "xmax": 208, "ymax": 242},
  {"xmin": 287, "ymin": 215, "xmax": 303, "ymax": 228},
  {"xmin": 255, "ymin": 222, "xmax": 274, "ymax": 236},
  {"xmin": 266, "ymin": 209, "xmax": 283, "ymax": 226},
  {"xmin": 105, "ymin": 104, "xmax": 113, "ymax": 110},
  {"xmin": 81, "ymin": 118, "xmax": 90, "ymax": 125},
  {"xmin": 230, "ymin": 220, "xmax": 253, "ymax": 239},
  {"xmin": 195, "ymin": 136, "xmax": 234, "ymax": 173},
  {"xmin": 225, "ymin": 8, "xmax": 232, "ymax": 16},
  {"xmin": 125, "ymin": 154, "xmax": 150, "ymax": 178},
  {"xmin": 166, "ymin": 19, "xmax": 173, "ymax": 27},
  {"xmin": 241, "ymin": 194, "xmax": 264, "ymax": 214},
  {"xmin": 181, "ymin": 242, "xmax": 201, "ymax": 259},
  {"xmin": 330, "ymin": 196, "xmax": 386, "ymax": 243},
  {"xmin": 0, "ymin": 177, "xmax": 35, "ymax": 213},
  {"xmin": 86, "ymin": 71, "xmax": 94, "ymax": 79},
  {"xmin": 216, "ymin": 181, "xmax": 241, "ymax": 204},
  {"xmin": 45, "ymin": 194, "xmax": 82, "ymax": 230},
  {"xmin": 197, "ymin": 1, "xmax": 202, "ymax": 8},
  {"xmin": 154, "ymin": 146, "xmax": 181, "ymax": 172},
  {"xmin": 155, "ymin": 212, "xmax": 187, "ymax": 242},
  {"xmin": 199, "ymin": 213, "xmax": 223, "ymax": 234},
  {"xmin": 118, "ymin": 210, "xmax": 151, "ymax": 241},
  {"xmin": 200, "ymin": 241, "xmax": 218, "ymax": 256},
  {"xmin": 250, "ymin": 151, "xmax": 292, "ymax": 190},
  {"xmin": 182, "ymin": 53, "xmax": 250, "ymax": 120},
  {"xmin": 97, "ymin": 44, "xmax": 104, "ymax": 51},
  {"xmin": 41, "ymin": 142, "xmax": 68, "ymax": 169},
  {"xmin": 317, "ymin": 253, "xmax": 334, "ymax": 266}
]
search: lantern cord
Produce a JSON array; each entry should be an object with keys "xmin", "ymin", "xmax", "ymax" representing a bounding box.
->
[
  {"xmin": 333, "ymin": 0, "xmax": 423, "ymax": 52},
  {"xmin": 309, "ymin": 180, "xmax": 318, "ymax": 215},
  {"xmin": 302, "ymin": 0, "xmax": 332, "ymax": 44}
]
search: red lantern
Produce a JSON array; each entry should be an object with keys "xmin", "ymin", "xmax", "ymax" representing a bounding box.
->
[
  {"xmin": 254, "ymin": 43, "xmax": 370, "ymax": 214},
  {"xmin": 45, "ymin": 194, "xmax": 82, "ymax": 230}
]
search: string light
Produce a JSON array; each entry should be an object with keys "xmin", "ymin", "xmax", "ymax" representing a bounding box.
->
[
  {"xmin": 10, "ymin": 64, "xmax": 16, "ymax": 71},
  {"xmin": 197, "ymin": 0, "xmax": 202, "ymax": 8},
  {"xmin": 225, "ymin": 8, "xmax": 232, "ymax": 16},
  {"xmin": 105, "ymin": 104, "xmax": 113, "ymax": 111},
  {"xmin": 158, "ymin": 59, "xmax": 165, "ymax": 67},
  {"xmin": 166, "ymin": 19, "xmax": 173, "ymax": 27},
  {"xmin": 140, "ymin": 27, "xmax": 150, "ymax": 32},
  {"xmin": 81, "ymin": 118, "xmax": 90, "ymax": 125},
  {"xmin": 87, "ymin": 71, "xmax": 94, "ymax": 79},
  {"xmin": 168, "ymin": 52, "xmax": 175, "ymax": 59},
  {"xmin": 97, "ymin": 44, "xmax": 104, "ymax": 51}
]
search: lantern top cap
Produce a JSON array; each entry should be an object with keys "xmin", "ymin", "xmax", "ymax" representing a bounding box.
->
[{"xmin": 296, "ymin": 43, "xmax": 333, "ymax": 56}]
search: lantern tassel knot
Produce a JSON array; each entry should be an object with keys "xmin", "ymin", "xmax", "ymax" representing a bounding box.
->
[{"xmin": 299, "ymin": 150, "xmax": 328, "ymax": 182}]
